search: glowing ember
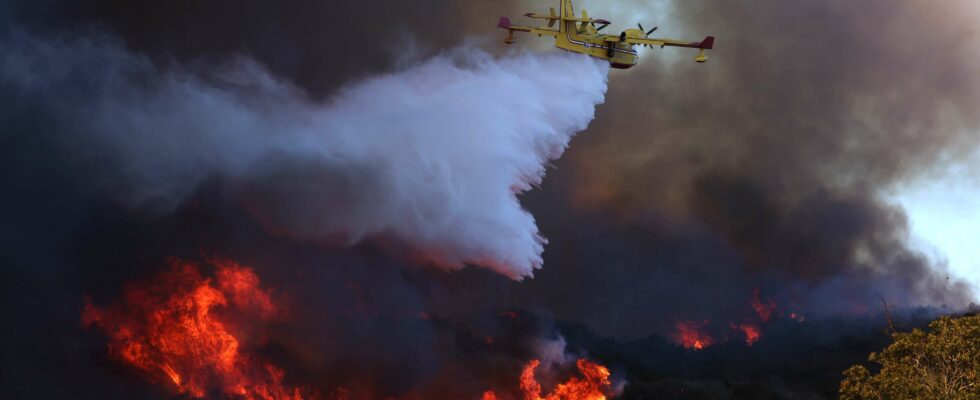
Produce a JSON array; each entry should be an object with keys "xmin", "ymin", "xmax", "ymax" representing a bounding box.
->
[
  {"xmin": 674, "ymin": 320, "xmax": 714, "ymax": 350},
  {"xmin": 485, "ymin": 358, "xmax": 611, "ymax": 400},
  {"xmin": 750, "ymin": 287, "xmax": 778, "ymax": 322},
  {"xmin": 730, "ymin": 323, "xmax": 762, "ymax": 346},
  {"xmin": 82, "ymin": 258, "xmax": 316, "ymax": 399}
]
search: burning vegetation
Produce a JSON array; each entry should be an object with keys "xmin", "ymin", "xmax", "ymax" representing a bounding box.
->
[
  {"xmin": 82, "ymin": 258, "xmax": 318, "ymax": 400},
  {"xmin": 750, "ymin": 287, "xmax": 778, "ymax": 322},
  {"xmin": 673, "ymin": 321, "xmax": 714, "ymax": 350},
  {"xmin": 81, "ymin": 256, "xmax": 620, "ymax": 399},
  {"xmin": 671, "ymin": 288, "xmax": 804, "ymax": 350},
  {"xmin": 484, "ymin": 358, "xmax": 613, "ymax": 400},
  {"xmin": 730, "ymin": 323, "xmax": 762, "ymax": 346}
]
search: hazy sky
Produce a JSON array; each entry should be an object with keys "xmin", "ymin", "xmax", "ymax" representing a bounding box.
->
[
  {"xmin": 895, "ymin": 2, "xmax": 980, "ymax": 297},
  {"xmin": 894, "ymin": 153, "xmax": 980, "ymax": 297}
]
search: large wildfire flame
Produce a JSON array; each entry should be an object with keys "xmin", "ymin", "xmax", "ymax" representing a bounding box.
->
[
  {"xmin": 483, "ymin": 358, "xmax": 612, "ymax": 400},
  {"xmin": 82, "ymin": 258, "xmax": 317, "ymax": 399}
]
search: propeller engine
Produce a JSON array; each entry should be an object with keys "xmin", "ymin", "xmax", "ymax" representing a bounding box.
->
[
  {"xmin": 622, "ymin": 23, "xmax": 659, "ymax": 48},
  {"xmin": 609, "ymin": 22, "xmax": 660, "ymax": 57}
]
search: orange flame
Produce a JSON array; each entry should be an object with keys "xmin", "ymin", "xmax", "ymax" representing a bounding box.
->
[
  {"xmin": 482, "ymin": 390, "xmax": 503, "ymax": 400},
  {"xmin": 82, "ymin": 258, "xmax": 317, "ymax": 399},
  {"xmin": 730, "ymin": 323, "xmax": 761, "ymax": 346},
  {"xmin": 674, "ymin": 320, "xmax": 714, "ymax": 350},
  {"xmin": 485, "ymin": 358, "xmax": 611, "ymax": 400},
  {"xmin": 750, "ymin": 288, "xmax": 778, "ymax": 322}
]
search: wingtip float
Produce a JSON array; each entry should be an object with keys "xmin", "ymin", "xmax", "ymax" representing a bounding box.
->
[{"xmin": 499, "ymin": 0, "xmax": 715, "ymax": 68}]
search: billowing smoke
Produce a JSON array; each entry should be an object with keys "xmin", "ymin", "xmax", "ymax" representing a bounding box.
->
[
  {"xmin": 515, "ymin": 0, "xmax": 980, "ymax": 334},
  {"xmin": 0, "ymin": 31, "xmax": 607, "ymax": 279}
]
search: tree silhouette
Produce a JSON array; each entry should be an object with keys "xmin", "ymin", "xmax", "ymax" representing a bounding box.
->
[{"xmin": 840, "ymin": 313, "xmax": 980, "ymax": 400}]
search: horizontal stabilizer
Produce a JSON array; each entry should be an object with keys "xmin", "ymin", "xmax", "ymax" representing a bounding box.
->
[{"xmin": 524, "ymin": 7, "xmax": 560, "ymax": 27}]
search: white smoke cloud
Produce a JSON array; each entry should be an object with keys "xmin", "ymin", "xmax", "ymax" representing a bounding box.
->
[{"xmin": 0, "ymin": 32, "xmax": 609, "ymax": 279}]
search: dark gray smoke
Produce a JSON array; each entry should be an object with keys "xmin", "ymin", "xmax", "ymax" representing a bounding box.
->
[{"xmin": 528, "ymin": 0, "xmax": 980, "ymax": 327}]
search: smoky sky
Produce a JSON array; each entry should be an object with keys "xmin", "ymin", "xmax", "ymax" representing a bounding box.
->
[
  {"xmin": 3, "ymin": 0, "xmax": 980, "ymax": 399},
  {"xmin": 536, "ymin": 0, "xmax": 980, "ymax": 328},
  {"xmin": 517, "ymin": 0, "xmax": 980, "ymax": 384},
  {"xmin": 3, "ymin": 0, "xmax": 528, "ymax": 97}
]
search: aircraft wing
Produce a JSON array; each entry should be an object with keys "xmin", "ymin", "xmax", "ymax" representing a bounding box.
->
[
  {"xmin": 498, "ymin": 17, "xmax": 559, "ymax": 37},
  {"xmin": 617, "ymin": 35, "xmax": 715, "ymax": 50}
]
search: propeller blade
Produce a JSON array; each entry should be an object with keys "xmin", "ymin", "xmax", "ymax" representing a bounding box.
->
[
  {"xmin": 647, "ymin": 26, "xmax": 658, "ymax": 35},
  {"xmin": 596, "ymin": 24, "xmax": 608, "ymax": 31},
  {"xmin": 638, "ymin": 23, "xmax": 645, "ymax": 32}
]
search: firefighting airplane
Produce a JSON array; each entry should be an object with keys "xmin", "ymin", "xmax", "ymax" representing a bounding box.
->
[{"xmin": 498, "ymin": 0, "xmax": 715, "ymax": 68}]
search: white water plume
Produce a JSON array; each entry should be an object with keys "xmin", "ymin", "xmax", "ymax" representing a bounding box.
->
[{"xmin": 0, "ymin": 32, "xmax": 609, "ymax": 279}]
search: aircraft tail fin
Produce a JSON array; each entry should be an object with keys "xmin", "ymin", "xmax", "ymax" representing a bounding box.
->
[
  {"xmin": 498, "ymin": 17, "xmax": 513, "ymax": 29},
  {"xmin": 560, "ymin": 0, "xmax": 572, "ymax": 34},
  {"xmin": 699, "ymin": 36, "xmax": 715, "ymax": 49}
]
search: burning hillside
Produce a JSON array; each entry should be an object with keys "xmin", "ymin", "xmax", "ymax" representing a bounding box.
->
[
  {"xmin": 483, "ymin": 358, "xmax": 613, "ymax": 400},
  {"xmin": 669, "ymin": 288, "xmax": 804, "ymax": 350},
  {"xmin": 81, "ymin": 256, "xmax": 622, "ymax": 400},
  {"xmin": 82, "ymin": 258, "xmax": 317, "ymax": 399}
]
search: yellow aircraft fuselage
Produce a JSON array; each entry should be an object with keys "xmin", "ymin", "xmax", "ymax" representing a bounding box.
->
[
  {"xmin": 551, "ymin": 2, "xmax": 639, "ymax": 69},
  {"xmin": 499, "ymin": 0, "xmax": 714, "ymax": 68},
  {"xmin": 556, "ymin": 26, "xmax": 641, "ymax": 69}
]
